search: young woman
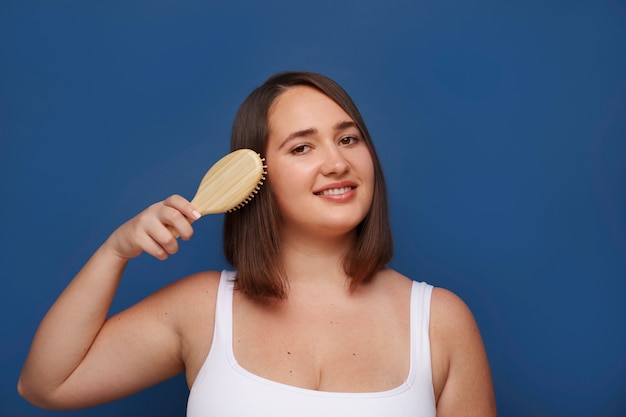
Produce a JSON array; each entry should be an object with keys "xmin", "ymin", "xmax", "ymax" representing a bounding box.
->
[{"xmin": 18, "ymin": 72, "xmax": 496, "ymax": 416}]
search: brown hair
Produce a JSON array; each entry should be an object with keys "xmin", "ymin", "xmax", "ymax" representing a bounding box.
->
[{"xmin": 223, "ymin": 71, "xmax": 393, "ymax": 300}]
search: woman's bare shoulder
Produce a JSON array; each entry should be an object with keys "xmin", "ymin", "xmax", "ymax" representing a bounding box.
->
[
  {"xmin": 429, "ymin": 286, "xmax": 496, "ymax": 416},
  {"xmin": 430, "ymin": 287, "xmax": 475, "ymax": 323},
  {"xmin": 158, "ymin": 270, "xmax": 223, "ymax": 386},
  {"xmin": 376, "ymin": 267, "xmax": 416, "ymax": 284},
  {"xmin": 120, "ymin": 269, "xmax": 222, "ymax": 343},
  {"xmin": 163, "ymin": 269, "xmax": 222, "ymax": 296},
  {"xmin": 157, "ymin": 270, "xmax": 223, "ymax": 323},
  {"xmin": 140, "ymin": 270, "xmax": 222, "ymax": 315},
  {"xmin": 429, "ymin": 286, "xmax": 483, "ymax": 355}
]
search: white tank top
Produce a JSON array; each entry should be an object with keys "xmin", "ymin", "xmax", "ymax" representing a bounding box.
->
[{"xmin": 187, "ymin": 270, "xmax": 436, "ymax": 417}]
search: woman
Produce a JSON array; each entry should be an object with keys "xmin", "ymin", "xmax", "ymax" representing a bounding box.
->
[{"xmin": 18, "ymin": 72, "xmax": 496, "ymax": 416}]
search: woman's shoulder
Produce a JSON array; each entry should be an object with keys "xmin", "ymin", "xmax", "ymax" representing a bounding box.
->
[
  {"xmin": 428, "ymin": 285, "xmax": 495, "ymax": 412},
  {"xmin": 157, "ymin": 269, "xmax": 223, "ymax": 299},
  {"xmin": 376, "ymin": 268, "xmax": 435, "ymax": 291},
  {"xmin": 381, "ymin": 268, "xmax": 473, "ymax": 320},
  {"xmin": 174, "ymin": 269, "xmax": 223, "ymax": 288},
  {"xmin": 380, "ymin": 269, "xmax": 482, "ymax": 361},
  {"xmin": 430, "ymin": 286, "xmax": 477, "ymax": 332},
  {"xmin": 147, "ymin": 270, "xmax": 223, "ymax": 328},
  {"xmin": 428, "ymin": 285, "xmax": 480, "ymax": 357},
  {"xmin": 159, "ymin": 270, "xmax": 224, "ymax": 384}
]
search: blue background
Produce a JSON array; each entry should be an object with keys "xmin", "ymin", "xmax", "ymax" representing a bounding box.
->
[{"xmin": 1, "ymin": 1, "xmax": 625, "ymax": 416}]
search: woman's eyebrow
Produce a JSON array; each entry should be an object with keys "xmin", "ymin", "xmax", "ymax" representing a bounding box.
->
[
  {"xmin": 334, "ymin": 120, "xmax": 356, "ymax": 131},
  {"xmin": 278, "ymin": 127, "xmax": 317, "ymax": 149}
]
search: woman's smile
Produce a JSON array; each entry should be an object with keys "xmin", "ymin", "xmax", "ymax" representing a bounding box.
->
[{"xmin": 315, "ymin": 186, "xmax": 354, "ymax": 196}]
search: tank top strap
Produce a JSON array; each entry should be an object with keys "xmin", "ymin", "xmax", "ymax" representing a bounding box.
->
[
  {"xmin": 409, "ymin": 279, "xmax": 435, "ymax": 397},
  {"xmin": 214, "ymin": 270, "xmax": 236, "ymax": 355}
]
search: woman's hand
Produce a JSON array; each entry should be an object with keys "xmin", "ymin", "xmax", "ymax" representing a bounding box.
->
[{"xmin": 105, "ymin": 195, "xmax": 201, "ymax": 261}]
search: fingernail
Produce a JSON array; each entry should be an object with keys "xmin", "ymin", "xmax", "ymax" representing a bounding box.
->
[{"xmin": 192, "ymin": 210, "xmax": 201, "ymax": 220}]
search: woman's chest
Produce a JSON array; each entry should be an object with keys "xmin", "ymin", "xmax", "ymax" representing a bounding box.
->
[{"xmin": 232, "ymin": 292, "xmax": 411, "ymax": 392}]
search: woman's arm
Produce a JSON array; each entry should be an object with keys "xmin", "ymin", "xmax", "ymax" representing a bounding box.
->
[
  {"xmin": 430, "ymin": 287, "xmax": 497, "ymax": 417},
  {"xmin": 18, "ymin": 195, "xmax": 200, "ymax": 409}
]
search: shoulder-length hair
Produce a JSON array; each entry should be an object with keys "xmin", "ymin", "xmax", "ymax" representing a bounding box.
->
[{"xmin": 223, "ymin": 71, "xmax": 393, "ymax": 300}]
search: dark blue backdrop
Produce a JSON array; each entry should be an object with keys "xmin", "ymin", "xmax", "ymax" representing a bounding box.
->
[{"xmin": 1, "ymin": 1, "xmax": 625, "ymax": 416}]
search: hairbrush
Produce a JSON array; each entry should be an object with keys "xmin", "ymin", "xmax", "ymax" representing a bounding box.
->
[{"xmin": 170, "ymin": 148, "xmax": 266, "ymax": 237}]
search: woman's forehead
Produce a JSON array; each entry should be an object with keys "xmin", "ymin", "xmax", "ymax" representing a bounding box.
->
[{"xmin": 268, "ymin": 86, "xmax": 353, "ymax": 131}]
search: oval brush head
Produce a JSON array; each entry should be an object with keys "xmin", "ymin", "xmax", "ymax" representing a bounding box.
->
[
  {"xmin": 190, "ymin": 148, "xmax": 266, "ymax": 215},
  {"xmin": 170, "ymin": 149, "xmax": 266, "ymax": 238}
]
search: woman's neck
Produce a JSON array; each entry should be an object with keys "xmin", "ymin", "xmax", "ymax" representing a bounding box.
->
[{"xmin": 279, "ymin": 229, "xmax": 355, "ymax": 289}]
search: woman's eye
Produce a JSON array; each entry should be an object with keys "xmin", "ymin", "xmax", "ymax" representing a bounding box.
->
[
  {"xmin": 290, "ymin": 144, "xmax": 311, "ymax": 154},
  {"xmin": 340, "ymin": 136, "xmax": 359, "ymax": 145}
]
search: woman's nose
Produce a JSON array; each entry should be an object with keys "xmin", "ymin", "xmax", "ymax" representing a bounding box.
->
[{"xmin": 320, "ymin": 145, "xmax": 350, "ymax": 175}]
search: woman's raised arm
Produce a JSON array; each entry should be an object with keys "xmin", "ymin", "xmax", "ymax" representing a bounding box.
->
[{"xmin": 18, "ymin": 195, "xmax": 200, "ymax": 409}]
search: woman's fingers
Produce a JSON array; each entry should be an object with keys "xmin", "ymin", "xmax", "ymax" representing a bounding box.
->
[
  {"xmin": 163, "ymin": 195, "xmax": 201, "ymax": 222},
  {"xmin": 140, "ymin": 231, "xmax": 173, "ymax": 261},
  {"xmin": 109, "ymin": 195, "xmax": 200, "ymax": 260},
  {"xmin": 161, "ymin": 196, "xmax": 199, "ymax": 241}
]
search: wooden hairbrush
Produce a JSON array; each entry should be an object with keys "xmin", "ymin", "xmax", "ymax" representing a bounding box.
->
[{"xmin": 170, "ymin": 148, "xmax": 266, "ymax": 237}]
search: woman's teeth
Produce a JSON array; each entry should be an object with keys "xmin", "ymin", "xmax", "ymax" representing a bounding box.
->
[{"xmin": 318, "ymin": 187, "xmax": 352, "ymax": 196}]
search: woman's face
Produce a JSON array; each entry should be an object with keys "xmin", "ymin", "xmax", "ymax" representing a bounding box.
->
[{"xmin": 265, "ymin": 86, "xmax": 374, "ymax": 239}]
